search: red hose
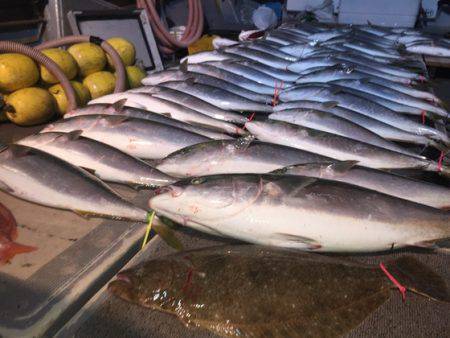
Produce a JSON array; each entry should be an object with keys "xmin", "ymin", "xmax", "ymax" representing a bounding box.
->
[
  {"xmin": 0, "ymin": 41, "xmax": 78, "ymax": 111},
  {"xmin": 37, "ymin": 36, "xmax": 127, "ymax": 93},
  {"xmin": 137, "ymin": 0, "xmax": 204, "ymax": 54}
]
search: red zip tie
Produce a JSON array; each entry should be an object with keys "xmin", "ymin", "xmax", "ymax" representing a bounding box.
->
[
  {"xmin": 421, "ymin": 110, "xmax": 426, "ymax": 125},
  {"xmin": 248, "ymin": 112, "xmax": 256, "ymax": 122},
  {"xmin": 437, "ymin": 151, "xmax": 445, "ymax": 172},
  {"xmin": 272, "ymin": 81, "xmax": 280, "ymax": 106},
  {"xmin": 379, "ymin": 262, "xmax": 407, "ymax": 302}
]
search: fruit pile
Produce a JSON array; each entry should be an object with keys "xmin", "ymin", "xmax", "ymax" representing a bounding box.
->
[{"xmin": 0, "ymin": 37, "xmax": 146, "ymax": 126}]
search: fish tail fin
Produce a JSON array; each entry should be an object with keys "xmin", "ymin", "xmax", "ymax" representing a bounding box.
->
[
  {"xmin": 384, "ymin": 257, "xmax": 450, "ymax": 303},
  {"xmin": 0, "ymin": 240, "xmax": 37, "ymax": 264}
]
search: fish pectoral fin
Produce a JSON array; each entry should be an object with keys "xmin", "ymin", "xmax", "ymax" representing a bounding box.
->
[
  {"xmin": 105, "ymin": 115, "xmax": 129, "ymax": 125},
  {"xmin": 330, "ymin": 160, "xmax": 359, "ymax": 173},
  {"xmin": 321, "ymin": 101, "xmax": 338, "ymax": 108},
  {"xmin": 0, "ymin": 179, "xmax": 14, "ymax": 193},
  {"xmin": 80, "ymin": 166, "xmax": 97, "ymax": 176},
  {"xmin": 111, "ymin": 99, "xmax": 128, "ymax": 112},
  {"xmin": 161, "ymin": 112, "xmax": 172, "ymax": 118},
  {"xmin": 411, "ymin": 237, "xmax": 450, "ymax": 251},
  {"xmin": 0, "ymin": 144, "xmax": 8, "ymax": 154},
  {"xmin": 234, "ymin": 134, "xmax": 255, "ymax": 150},
  {"xmin": 262, "ymin": 181, "xmax": 284, "ymax": 197},
  {"xmin": 273, "ymin": 233, "xmax": 321, "ymax": 250},
  {"xmin": 58, "ymin": 130, "xmax": 83, "ymax": 141}
]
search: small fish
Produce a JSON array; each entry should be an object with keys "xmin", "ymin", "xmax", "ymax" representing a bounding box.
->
[{"xmin": 109, "ymin": 245, "xmax": 449, "ymax": 337}]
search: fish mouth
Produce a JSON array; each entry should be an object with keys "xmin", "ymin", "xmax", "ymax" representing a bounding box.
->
[{"xmin": 152, "ymin": 185, "xmax": 184, "ymax": 198}]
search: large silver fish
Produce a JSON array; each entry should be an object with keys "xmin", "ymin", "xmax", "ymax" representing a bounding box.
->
[
  {"xmin": 279, "ymin": 85, "xmax": 449, "ymax": 144},
  {"xmin": 0, "ymin": 145, "xmax": 147, "ymax": 221},
  {"xmin": 272, "ymin": 161, "xmax": 450, "ymax": 210},
  {"xmin": 88, "ymin": 92, "xmax": 244, "ymax": 135},
  {"xmin": 149, "ymin": 173, "xmax": 450, "ymax": 252},
  {"xmin": 155, "ymin": 136, "xmax": 330, "ymax": 178},
  {"xmin": 245, "ymin": 120, "xmax": 446, "ymax": 173},
  {"xmin": 17, "ymin": 132, "xmax": 176, "ymax": 188},
  {"xmin": 65, "ymin": 102, "xmax": 234, "ymax": 140},
  {"xmin": 41, "ymin": 115, "xmax": 209, "ymax": 160},
  {"xmin": 159, "ymin": 81, "xmax": 273, "ymax": 113},
  {"xmin": 268, "ymin": 108, "xmax": 418, "ymax": 157}
]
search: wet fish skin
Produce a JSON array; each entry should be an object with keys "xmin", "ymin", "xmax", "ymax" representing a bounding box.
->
[
  {"xmin": 41, "ymin": 115, "xmax": 210, "ymax": 160},
  {"xmin": 273, "ymin": 161, "xmax": 450, "ymax": 210},
  {"xmin": 274, "ymin": 101, "xmax": 438, "ymax": 146},
  {"xmin": 88, "ymin": 92, "xmax": 244, "ymax": 135},
  {"xmin": 0, "ymin": 145, "xmax": 148, "ymax": 221},
  {"xmin": 17, "ymin": 132, "xmax": 176, "ymax": 188},
  {"xmin": 148, "ymin": 174, "xmax": 450, "ymax": 252},
  {"xmin": 268, "ymin": 108, "xmax": 420, "ymax": 157},
  {"xmin": 241, "ymin": 60, "xmax": 300, "ymax": 82},
  {"xmin": 246, "ymin": 120, "xmax": 437, "ymax": 171},
  {"xmin": 139, "ymin": 86, "xmax": 248, "ymax": 124},
  {"xmin": 185, "ymin": 63, "xmax": 276, "ymax": 95},
  {"xmin": 246, "ymin": 41, "xmax": 299, "ymax": 61},
  {"xmin": 65, "ymin": 104, "xmax": 234, "ymax": 140},
  {"xmin": 141, "ymin": 71, "xmax": 272, "ymax": 104},
  {"xmin": 141, "ymin": 69, "xmax": 190, "ymax": 86},
  {"xmin": 331, "ymin": 79, "xmax": 448, "ymax": 118},
  {"xmin": 279, "ymin": 85, "xmax": 449, "ymax": 143},
  {"xmin": 159, "ymin": 81, "xmax": 273, "ymax": 113},
  {"xmin": 156, "ymin": 138, "xmax": 331, "ymax": 178},
  {"xmin": 224, "ymin": 46, "xmax": 292, "ymax": 69},
  {"xmin": 180, "ymin": 50, "xmax": 235, "ymax": 64},
  {"xmin": 109, "ymin": 245, "xmax": 449, "ymax": 337}
]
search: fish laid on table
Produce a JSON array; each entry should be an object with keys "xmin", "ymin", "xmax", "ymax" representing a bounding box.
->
[
  {"xmin": 155, "ymin": 136, "xmax": 330, "ymax": 178},
  {"xmin": 279, "ymin": 85, "xmax": 449, "ymax": 144},
  {"xmin": 149, "ymin": 174, "xmax": 450, "ymax": 252},
  {"xmin": 273, "ymin": 161, "xmax": 450, "ymax": 210},
  {"xmin": 0, "ymin": 202, "xmax": 36, "ymax": 265},
  {"xmin": 273, "ymin": 101, "xmax": 440, "ymax": 146},
  {"xmin": 331, "ymin": 79, "xmax": 448, "ymax": 118},
  {"xmin": 268, "ymin": 108, "xmax": 419, "ymax": 157},
  {"xmin": 224, "ymin": 46, "xmax": 293, "ymax": 69},
  {"xmin": 41, "ymin": 115, "xmax": 210, "ymax": 160},
  {"xmin": 17, "ymin": 132, "xmax": 176, "ymax": 188},
  {"xmin": 159, "ymin": 81, "xmax": 273, "ymax": 113},
  {"xmin": 140, "ymin": 69, "xmax": 272, "ymax": 104},
  {"xmin": 180, "ymin": 50, "xmax": 235, "ymax": 64},
  {"xmin": 0, "ymin": 145, "xmax": 148, "ymax": 221},
  {"xmin": 246, "ymin": 120, "xmax": 446, "ymax": 173},
  {"xmin": 88, "ymin": 92, "xmax": 244, "ymax": 135},
  {"xmin": 65, "ymin": 102, "xmax": 234, "ymax": 140},
  {"xmin": 109, "ymin": 245, "xmax": 449, "ymax": 337}
]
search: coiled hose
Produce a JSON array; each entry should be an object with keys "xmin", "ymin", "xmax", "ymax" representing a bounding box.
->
[
  {"xmin": 137, "ymin": 0, "xmax": 204, "ymax": 54},
  {"xmin": 0, "ymin": 40, "xmax": 78, "ymax": 111},
  {"xmin": 37, "ymin": 35, "xmax": 127, "ymax": 93}
]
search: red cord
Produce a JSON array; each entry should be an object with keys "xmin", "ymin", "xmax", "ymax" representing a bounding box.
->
[
  {"xmin": 380, "ymin": 262, "xmax": 407, "ymax": 302},
  {"xmin": 421, "ymin": 110, "xmax": 426, "ymax": 125}
]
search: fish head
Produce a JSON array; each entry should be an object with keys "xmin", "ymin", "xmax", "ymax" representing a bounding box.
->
[
  {"xmin": 149, "ymin": 174, "xmax": 263, "ymax": 226},
  {"xmin": 108, "ymin": 259, "xmax": 186, "ymax": 310}
]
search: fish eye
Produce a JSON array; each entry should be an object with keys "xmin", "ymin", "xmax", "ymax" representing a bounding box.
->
[{"xmin": 191, "ymin": 177, "xmax": 206, "ymax": 185}]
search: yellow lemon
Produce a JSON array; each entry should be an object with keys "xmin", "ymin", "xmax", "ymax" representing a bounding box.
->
[
  {"xmin": 106, "ymin": 37, "xmax": 136, "ymax": 69},
  {"xmin": 6, "ymin": 87, "xmax": 55, "ymax": 126},
  {"xmin": 40, "ymin": 48, "xmax": 78, "ymax": 84},
  {"xmin": 68, "ymin": 43, "xmax": 106, "ymax": 77},
  {"xmin": 0, "ymin": 94, "xmax": 7, "ymax": 122},
  {"xmin": 123, "ymin": 65, "xmax": 146, "ymax": 89},
  {"xmin": 0, "ymin": 53, "xmax": 39, "ymax": 92},
  {"xmin": 49, "ymin": 81, "xmax": 91, "ymax": 115},
  {"xmin": 83, "ymin": 71, "xmax": 116, "ymax": 99}
]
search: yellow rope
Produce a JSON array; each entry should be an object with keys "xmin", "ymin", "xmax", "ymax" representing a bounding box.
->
[{"xmin": 141, "ymin": 211, "xmax": 155, "ymax": 250}]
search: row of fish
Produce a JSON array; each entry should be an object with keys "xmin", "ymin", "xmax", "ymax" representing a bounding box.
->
[{"xmin": 0, "ymin": 23, "xmax": 449, "ymax": 255}]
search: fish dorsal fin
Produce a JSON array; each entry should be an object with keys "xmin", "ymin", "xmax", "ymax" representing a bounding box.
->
[
  {"xmin": 111, "ymin": 99, "xmax": 128, "ymax": 112},
  {"xmin": 185, "ymin": 78, "xmax": 196, "ymax": 86},
  {"xmin": 359, "ymin": 78, "xmax": 371, "ymax": 84},
  {"xmin": 234, "ymin": 134, "xmax": 255, "ymax": 150},
  {"xmin": 105, "ymin": 115, "xmax": 129, "ymax": 125},
  {"xmin": 179, "ymin": 59, "xmax": 188, "ymax": 73},
  {"xmin": 57, "ymin": 130, "xmax": 83, "ymax": 142},
  {"xmin": 185, "ymin": 120, "xmax": 227, "ymax": 134},
  {"xmin": 322, "ymin": 101, "xmax": 338, "ymax": 109},
  {"xmin": 161, "ymin": 112, "xmax": 172, "ymax": 118}
]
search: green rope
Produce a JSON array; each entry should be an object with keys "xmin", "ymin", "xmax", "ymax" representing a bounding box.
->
[{"xmin": 141, "ymin": 211, "xmax": 155, "ymax": 250}]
